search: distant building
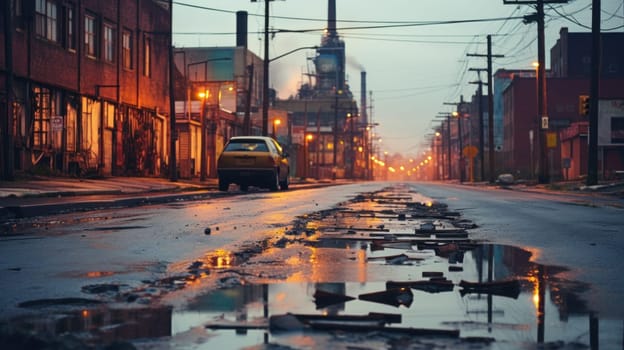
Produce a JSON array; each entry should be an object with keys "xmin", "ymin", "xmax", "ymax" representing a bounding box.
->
[
  {"xmin": 274, "ymin": 0, "xmax": 364, "ymax": 179},
  {"xmin": 172, "ymin": 46, "xmax": 265, "ymax": 179},
  {"xmin": 1, "ymin": 0, "xmax": 171, "ymax": 179}
]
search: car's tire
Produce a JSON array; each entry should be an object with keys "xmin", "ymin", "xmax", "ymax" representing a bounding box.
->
[
  {"xmin": 269, "ymin": 169, "xmax": 280, "ymax": 191},
  {"xmin": 279, "ymin": 173, "xmax": 289, "ymax": 190},
  {"xmin": 218, "ymin": 177, "xmax": 229, "ymax": 192}
]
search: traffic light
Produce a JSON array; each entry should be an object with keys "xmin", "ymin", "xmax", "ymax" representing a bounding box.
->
[{"xmin": 579, "ymin": 95, "xmax": 590, "ymax": 116}]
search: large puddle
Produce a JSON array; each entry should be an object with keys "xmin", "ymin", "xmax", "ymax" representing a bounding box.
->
[
  {"xmin": 167, "ymin": 242, "xmax": 622, "ymax": 349},
  {"xmin": 2, "ymin": 186, "xmax": 622, "ymax": 349}
]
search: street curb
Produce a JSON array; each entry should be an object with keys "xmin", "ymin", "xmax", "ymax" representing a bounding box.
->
[
  {"xmin": 0, "ymin": 191, "xmax": 219, "ymax": 220},
  {"xmin": 0, "ymin": 182, "xmax": 338, "ymax": 220}
]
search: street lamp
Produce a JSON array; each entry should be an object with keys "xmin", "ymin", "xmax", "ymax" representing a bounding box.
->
[
  {"xmin": 255, "ymin": 1, "xmax": 315, "ymax": 137},
  {"xmin": 532, "ymin": 61, "xmax": 539, "ymax": 181},
  {"xmin": 333, "ymin": 88, "xmax": 343, "ymax": 180},
  {"xmin": 185, "ymin": 58, "xmax": 231, "ymax": 182},
  {"xmin": 452, "ymin": 111, "xmax": 466, "ymax": 182},
  {"xmin": 305, "ymin": 134, "xmax": 313, "ymax": 178},
  {"xmin": 168, "ymin": 0, "xmax": 176, "ymax": 182},
  {"xmin": 198, "ymin": 89, "xmax": 211, "ymax": 182},
  {"xmin": 435, "ymin": 131, "xmax": 442, "ymax": 180},
  {"xmin": 272, "ymin": 119, "xmax": 281, "ymax": 138},
  {"xmin": 435, "ymin": 113, "xmax": 453, "ymax": 180}
]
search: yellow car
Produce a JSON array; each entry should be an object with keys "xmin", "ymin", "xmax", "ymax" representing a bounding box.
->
[{"xmin": 217, "ymin": 136, "xmax": 290, "ymax": 192}]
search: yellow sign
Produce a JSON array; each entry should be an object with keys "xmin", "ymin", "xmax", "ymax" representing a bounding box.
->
[
  {"xmin": 547, "ymin": 132, "xmax": 557, "ymax": 148},
  {"xmin": 462, "ymin": 145, "xmax": 479, "ymax": 158}
]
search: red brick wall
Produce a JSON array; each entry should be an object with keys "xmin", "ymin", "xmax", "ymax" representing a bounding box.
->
[
  {"xmin": 4, "ymin": 0, "xmax": 170, "ymax": 112},
  {"xmin": 504, "ymin": 77, "xmax": 624, "ymax": 179}
]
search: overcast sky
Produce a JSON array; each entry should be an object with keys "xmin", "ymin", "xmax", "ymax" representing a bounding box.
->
[{"xmin": 172, "ymin": 0, "xmax": 624, "ymax": 157}]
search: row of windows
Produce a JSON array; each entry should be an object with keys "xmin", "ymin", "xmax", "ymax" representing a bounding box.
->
[{"xmin": 23, "ymin": 0, "xmax": 152, "ymax": 77}]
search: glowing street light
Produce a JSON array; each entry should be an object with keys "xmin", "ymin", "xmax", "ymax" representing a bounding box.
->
[
  {"xmin": 304, "ymin": 134, "xmax": 313, "ymax": 178},
  {"xmin": 272, "ymin": 118, "xmax": 281, "ymax": 138}
]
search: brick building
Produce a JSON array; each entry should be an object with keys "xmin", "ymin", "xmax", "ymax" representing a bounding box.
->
[
  {"xmin": 551, "ymin": 27, "xmax": 624, "ymax": 79},
  {"xmin": 501, "ymin": 76, "xmax": 623, "ymax": 179},
  {"xmin": 1, "ymin": 0, "xmax": 171, "ymax": 179},
  {"xmin": 552, "ymin": 28, "xmax": 624, "ymax": 180},
  {"xmin": 499, "ymin": 28, "xmax": 624, "ymax": 181}
]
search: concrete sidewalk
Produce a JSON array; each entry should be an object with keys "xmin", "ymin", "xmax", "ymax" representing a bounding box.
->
[{"xmin": 0, "ymin": 176, "xmax": 215, "ymax": 199}]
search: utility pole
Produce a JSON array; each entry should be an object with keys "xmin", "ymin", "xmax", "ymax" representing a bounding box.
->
[
  {"xmin": 367, "ymin": 91, "xmax": 374, "ymax": 180},
  {"xmin": 437, "ymin": 112, "xmax": 453, "ymax": 180},
  {"xmin": 262, "ymin": 0, "xmax": 270, "ymax": 136},
  {"xmin": 467, "ymin": 35, "xmax": 503, "ymax": 183},
  {"xmin": 535, "ymin": 0, "xmax": 549, "ymax": 184},
  {"xmin": 243, "ymin": 64, "xmax": 254, "ymax": 134},
  {"xmin": 587, "ymin": 0, "xmax": 601, "ymax": 186},
  {"xmin": 333, "ymin": 91, "xmax": 339, "ymax": 175},
  {"xmin": 251, "ymin": 0, "xmax": 279, "ymax": 136},
  {"xmin": 168, "ymin": 0, "xmax": 177, "ymax": 181},
  {"xmin": 446, "ymin": 115, "xmax": 452, "ymax": 180},
  {"xmin": 2, "ymin": 0, "xmax": 15, "ymax": 180},
  {"xmin": 469, "ymin": 68, "xmax": 487, "ymax": 182},
  {"xmin": 443, "ymin": 101, "xmax": 466, "ymax": 182},
  {"xmin": 503, "ymin": 0, "xmax": 568, "ymax": 184}
]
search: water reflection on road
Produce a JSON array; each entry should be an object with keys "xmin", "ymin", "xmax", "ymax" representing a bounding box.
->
[
  {"xmin": 3, "ymin": 185, "xmax": 623, "ymax": 349},
  {"xmin": 170, "ymin": 243, "xmax": 620, "ymax": 349}
]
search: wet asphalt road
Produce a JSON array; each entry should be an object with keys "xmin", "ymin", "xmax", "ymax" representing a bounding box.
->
[
  {"xmin": 0, "ymin": 181, "xmax": 623, "ymax": 349},
  {"xmin": 411, "ymin": 182, "xmax": 624, "ymax": 318}
]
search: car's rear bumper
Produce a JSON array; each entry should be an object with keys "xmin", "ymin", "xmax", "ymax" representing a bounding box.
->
[{"xmin": 218, "ymin": 168, "xmax": 275, "ymax": 185}]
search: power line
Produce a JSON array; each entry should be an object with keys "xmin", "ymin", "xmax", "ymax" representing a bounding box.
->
[
  {"xmin": 171, "ymin": 0, "xmax": 528, "ymax": 27},
  {"xmin": 374, "ymin": 83, "xmax": 461, "ymax": 94},
  {"xmin": 494, "ymin": 5, "xmax": 522, "ymax": 35},
  {"xmin": 376, "ymin": 85, "xmax": 462, "ymax": 100},
  {"xmin": 339, "ymin": 34, "xmax": 478, "ymax": 45},
  {"xmin": 275, "ymin": 16, "xmax": 528, "ymax": 34},
  {"xmin": 546, "ymin": 3, "xmax": 624, "ymax": 31}
]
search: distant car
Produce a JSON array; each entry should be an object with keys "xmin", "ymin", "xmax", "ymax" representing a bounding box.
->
[{"xmin": 217, "ymin": 136, "xmax": 290, "ymax": 192}]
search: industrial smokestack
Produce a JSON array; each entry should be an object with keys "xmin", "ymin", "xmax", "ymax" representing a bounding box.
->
[
  {"xmin": 328, "ymin": 0, "xmax": 337, "ymax": 36},
  {"xmin": 236, "ymin": 11, "xmax": 248, "ymax": 48},
  {"xmin": 361, "ymin": 71, "xmax": 367, "ymax": 124}
]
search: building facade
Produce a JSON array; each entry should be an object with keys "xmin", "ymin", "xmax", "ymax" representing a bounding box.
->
[
  {"xmin": 551, "ymin": 28, "xmax": 624, "ymax": 180},
  {"xmin": 502, "ymin": 77, "xmax": 624, "ymax": 180},
  {"xmin": 498, "ymin": 28, "xmax": 624, "ymax": 181},
  {"xmin": 550, "ymin": 27, "xmax": 624, "ymax": 79},
  {"xmin": 1, "ymin": 0, "xmax": 171, "ymax": 180}
]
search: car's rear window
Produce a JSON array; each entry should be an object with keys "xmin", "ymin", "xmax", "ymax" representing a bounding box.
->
[{"xmin": 224, "ymin": 140, "xmax": 269, "ymax": 152}]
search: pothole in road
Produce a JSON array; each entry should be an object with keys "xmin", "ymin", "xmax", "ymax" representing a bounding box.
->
[{"xmin": 1, "ymin": 185, "xmax": 618, "ymax": 349}]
